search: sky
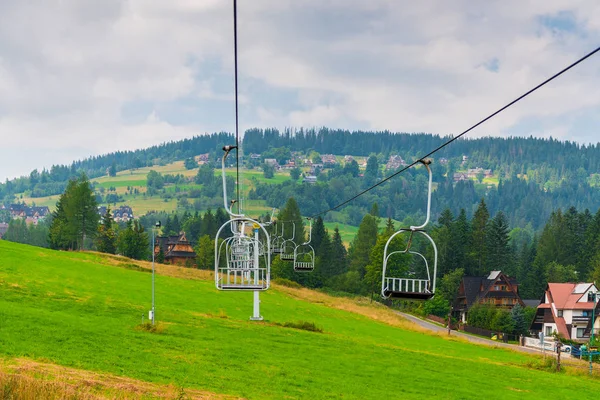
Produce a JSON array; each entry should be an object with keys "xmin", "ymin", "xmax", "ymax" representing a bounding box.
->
[{"xmin": 0, "ymin": 0, "xmax": 599, "ymax": 181}]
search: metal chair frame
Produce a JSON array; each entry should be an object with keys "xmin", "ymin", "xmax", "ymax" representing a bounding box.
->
[
  {"xmin": 294, "ymin": 218, "xmax": 315, "ymax": 272},
  {"xmin": 214, "ymin": 146, "xmax": 271, "ymax": 291},
  {"xmin": 381, "ymin": 159, "xmax": 438, "ymax": 300},
  {"xmin": 279, "ymin": 222, "xmax": 296, "ymax": 261}
]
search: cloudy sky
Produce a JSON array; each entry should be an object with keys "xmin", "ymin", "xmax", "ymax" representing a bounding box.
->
[{"xmin": 1, "ymin": 0, "xmax": 599, "ymax": 181}]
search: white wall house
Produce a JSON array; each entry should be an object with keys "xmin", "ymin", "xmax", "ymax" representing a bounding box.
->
[{"xmin": 531, "ymin": 283, "xmax": 599, "ymax": 341}]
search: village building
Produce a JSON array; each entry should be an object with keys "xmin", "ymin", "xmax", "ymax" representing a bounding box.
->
[
  {"xmin": 386, "ymin": 155, "xmax": 406, "ymax": 170},
  {"xmin": 302, "ymin": 175, "xmax": 318, "ymax": 184},
  {"xmin": 195, "ymin": 153, "xmax": 210, "ymax": 165},
  {"xmin": 344, "ymin": 155, "xmax": 354, "ymax": 163},
  {"xmin": 454, "ymin": 271, "xmax": 525, "ymax": 323},
  {"xmin": 9, "ymin": 204, "xmax": 50, "ymax": 221},
  {"xmin": 467, "ymin": 168, "xmax": 493, "ymax": 179},
  {"xmin": 453, "ymin": 172, "xmax": 469, "ymax": 182},
  {"xmin": 154, "ymin": 232, "xmax": 197, "ymax": 266},
  {"xmin": 530, "ymin": 283, "xmax": 600, "ymax": 342},
  {"xmin": 97, "ymin": 205, "xmax": 134, "ymax": 223},
  {"xmin": 321, "ymin": 154, "xmax": 337, "ymax": 166},
  {"xmin": 264, "ymin": 158, "xmax": 280, "ymax": 170}
]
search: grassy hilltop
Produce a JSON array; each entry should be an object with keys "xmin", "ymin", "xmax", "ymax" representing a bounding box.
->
[{"xmin": 0, "ymin": 240, "xmax": 599, "ymax": 399}]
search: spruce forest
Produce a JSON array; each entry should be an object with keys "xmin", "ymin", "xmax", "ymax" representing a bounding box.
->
[{"xmin": 3, "ymin": 128, "xmax": 600, "ymax": 308}]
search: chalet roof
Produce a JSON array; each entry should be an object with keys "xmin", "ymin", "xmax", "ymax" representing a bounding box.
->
[
  {"xmin": 554, "ymin": 317, "xmax": 570, "ymax": 338},
  {"xmin": 547, "ymin": 282, "xmax": 596, "ymax": 310},
  {"xmin": 461, "ymin": 276, "xmax": 493, "ymax": 307},
  {"xmin": 456, "ymin": 271, "xmax": 521, "ymax": 309},
  {"xmin": 155, "ymin": 233, "xmax": 195, "ymax": 259}
]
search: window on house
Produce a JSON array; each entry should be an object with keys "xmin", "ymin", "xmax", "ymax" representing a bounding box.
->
[
  {"xmin": 545, "ymin": 326, "xmax": 553, "ymax": 336},
  {"xmin": 493, "ymin": 285, "xmax": 500, "ymax": 291},
  {"xmin": 557, "ymin": 310, "xmax": 563, "ymax": 317},
  {"xmin": 583, "ymin": 310, "xmax": 590, "ymax": 317},
  {"xmin": 577, "ymin": 328, "xmax": 585, "ymax": 338}
]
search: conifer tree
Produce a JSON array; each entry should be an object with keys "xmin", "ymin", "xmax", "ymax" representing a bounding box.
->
[
  {"xmin": 277, "ymin": 197, "xmax": 305, "ymax": 242},
  {"xmin": 470, "ymin": 198, "xmax": 489, "ymax": 275},
  {"xmin": 330, "ymin": 227, "xmax": 348, "ymax": 277},
  {"xmin": 349, "ymin": 214, "xmax": 378, "ymax": 278},
  {"xmin": 486, "ymin": 211, "xmax": 512, "ymax": 273},
  {"xmin": 48, "ymin": 174, "xmax": 99, "ymax": 250},
  {"xmin": 96, "ymin": 206, "xmax": 117, "ymax": 254}
]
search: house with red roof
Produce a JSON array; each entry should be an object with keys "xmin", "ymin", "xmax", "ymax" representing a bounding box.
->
[{"xmin": 530, "ymin": 283, "xmax": 600, "ymax": 342}]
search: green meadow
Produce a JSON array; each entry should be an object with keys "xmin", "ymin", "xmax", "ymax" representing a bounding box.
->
[{"xmin": 0, "ymin": 240, "xmax": 598, "ymax": 399}]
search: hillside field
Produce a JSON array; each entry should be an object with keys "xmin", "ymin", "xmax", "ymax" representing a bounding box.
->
[{"xmin": 0, "ymin": 240, "xmax": 599, "ymax": 399}]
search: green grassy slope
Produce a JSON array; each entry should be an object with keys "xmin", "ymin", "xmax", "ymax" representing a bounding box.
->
[{"xmin": 0, "ymin": 240, "xmax": 598, "ymax": 399}]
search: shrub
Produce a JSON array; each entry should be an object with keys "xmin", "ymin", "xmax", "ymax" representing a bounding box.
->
[
  {"xmin": 273, "ymin": 278, "xmax": 302, "ymax": 289},
  {"xmin": 278, "ymin": 321, "xmax": 323, "ymax": 333},
  {"xmin": 135, "ymin": 322, "xmax": 167, "ymax": 334}
]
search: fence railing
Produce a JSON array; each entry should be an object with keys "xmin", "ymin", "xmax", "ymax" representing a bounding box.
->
[{"xmin": 458, "ymin": 325, "xmax": 519, "ymax": 343}]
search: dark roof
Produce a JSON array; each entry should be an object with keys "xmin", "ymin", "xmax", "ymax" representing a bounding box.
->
[
  {"xmin": 9, "ymin": 204, "xmax": 49, "ymax": 217},
  {"xmin": 522, "ymin": 299, "xmax": 541, "ymax": 308},
  {"xmin": 156, "ymin": 233, "xmax": 194, "ymax": 258},
  {"xmin": 460, "ymin": 276, "xmax": 489, "ymax": 307},
  {"xmin": 455, "ymin": 271, "xmax": 522, "ymax": 309}
]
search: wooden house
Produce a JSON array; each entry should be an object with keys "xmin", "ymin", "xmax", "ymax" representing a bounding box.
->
[
  {"xmin": 154, "ymin": 232, "xmax": 197, "ymax": 266},
  {"xmin": 454, "ymin": 271, "xmax": 525, "ymax": 322}
]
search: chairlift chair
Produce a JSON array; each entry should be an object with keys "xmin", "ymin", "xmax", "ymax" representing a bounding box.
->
[
  {"xmin": 294, "ymin": 218, "xmax": 315, "ymax": 272},
  {"xmin": 381, "ymin": 159, "xmax": 438, "ymax": 300},
  {"xmin": 214, "ymin": 146, "xmax": 271, "ymax": 291},
  {"xmin": 271, "ymin": 222, "xmax": 284, "ymax": 255},
  {"xmin": 279, "ymin": 222, "xmax": 296, "ymax": 261}
]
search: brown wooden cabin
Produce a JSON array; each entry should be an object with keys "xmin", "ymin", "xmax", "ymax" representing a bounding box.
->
[
  {"xmin": 154, "ymin": 232, "xmax": 197, "ymax": 266},
  {"xmin": 454, "ymin": 270, "xmax": 525, "ymax": 323}
]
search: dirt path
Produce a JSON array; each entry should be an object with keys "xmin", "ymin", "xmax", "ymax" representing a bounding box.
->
[{"xmin": 396, "ymin": 311, "xmax": 547, "ymax": 356}]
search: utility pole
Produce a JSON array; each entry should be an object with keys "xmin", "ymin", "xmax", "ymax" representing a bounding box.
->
[
  {"xmin": 589, "ymin": 291, "xmax": 598, "ymax": 376},
  {"xmin": 151, "ymin": 221, "xmax": 161, "ymax": 325},
  {"xmin": 250, "ymin": 225, "xmax": 263, "ymax": 321},
  {"xmin": 556, "ymin": 340, "xmax": 562, "ymax": 372}
]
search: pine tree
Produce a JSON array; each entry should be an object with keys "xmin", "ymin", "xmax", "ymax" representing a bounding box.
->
[
  {"xmin": 486, "ymin": 211, "xmax": 512, "ymax": 273},
  {"xmin": 349, "ymin": 214, "xmax": 379, "ymax": 278},
  {"xmin": 510, "ymin": 304, "xmax": 527, "ymax": 335},
  {"xmin": 117, "ymin": 220, "xmax": 150, "ymax": 260},
  {"xmin": 471, "ymin": 198, "xmax": 489, "ymax": 275},
  {"xmin": 202, "ymin": 209, "xmax": 218, "ymax": 238},
  {"xmin": 311, "ymin": 216, "xmax": 327, "ymax": 255},
  {"xmin": 48, "ymin": 174, "xmax": 99, "ymax": 250},
  {"xmin": 384, "ymin": 217, "xmax": 395, "ymax": 235},
  {"xmin": 363, "ymin": 155, "xmax": 379, "ymax": 187},
  {"xmin": 451, "ymin": 209, "xmax": 471, "ymax": 272},
  {"xmin": 96, "ymin": 206, "xmax": 117, "ymax": 254},
  {"xmin": 277, "ymin": 197, "xmax": 305, "ymax": 242},
  {"xmin": 330, "ymin": 227, "xmax": 348, "ymax": 278},
  {"xmin": 195, "ymin": 235, "xmax": 214, "ymax": 269},
  {"xmin": 109, "ymin": 161, "xmax": 117, "ymax": 177}
]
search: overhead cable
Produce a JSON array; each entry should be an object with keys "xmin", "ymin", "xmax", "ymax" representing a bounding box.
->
[{"xmin": 310, "ymin": 45, "xmax": 600, "ymax": 218}]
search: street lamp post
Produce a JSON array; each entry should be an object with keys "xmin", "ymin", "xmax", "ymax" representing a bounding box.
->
[
  {"xmin": 589, "ymin": 291, "xmax": 598, "ymax": 376},
  {"xmin": 151, "ymin": 220, "xmax": 161, "ymax": 325}
]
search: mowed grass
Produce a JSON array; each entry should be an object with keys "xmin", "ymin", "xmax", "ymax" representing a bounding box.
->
[{"xmin": 0, "ymin": 241, "xmax": 599, "ymax": 399}]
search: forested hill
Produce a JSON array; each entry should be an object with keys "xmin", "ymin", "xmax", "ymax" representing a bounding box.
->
[
  {"xmin": 2, "ymin": 128, "xmax": 600, "ymax": 232},
  {"xmin": 244, "ymin": 128, "xmax": 600, "ymax": 175}
]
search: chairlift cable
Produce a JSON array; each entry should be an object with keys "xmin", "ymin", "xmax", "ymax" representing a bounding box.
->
[
  {"xmin": 310, "ymin": 45, "xmax": 600, "ymax": 219},
  {"xmin": 233, "ymin": 0, "xmax": 241, "ymax": 213}
]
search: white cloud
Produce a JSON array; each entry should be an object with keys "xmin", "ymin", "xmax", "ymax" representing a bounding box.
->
[{"xmin": 0, "ymin": 0, "xmax": 600, "ymax": 180}]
